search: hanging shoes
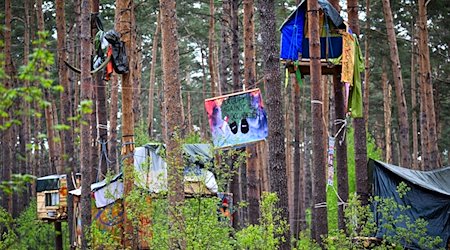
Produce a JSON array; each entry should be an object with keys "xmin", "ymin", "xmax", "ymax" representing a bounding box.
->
[
  {"xmin": 229, "ymin": 121, "xmax": 238, "ymax": 134},
  {"xmin": 240, "ymin": 119, "xmax": 249, "ymax": 134}
]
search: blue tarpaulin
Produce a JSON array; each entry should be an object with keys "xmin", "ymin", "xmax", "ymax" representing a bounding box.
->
[
  {"xmin": 370, "ymin": 159, "xmax": 450, "ymax": 249},
  {"xmin": 279, "ymin": 0, "xmax": 345, "ymax": 61}
]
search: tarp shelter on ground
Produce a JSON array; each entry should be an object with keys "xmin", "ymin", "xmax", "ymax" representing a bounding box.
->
[
  {"xmin": 69, "ymin": 143, "xmax": 230, "ymax": 248},
  {"xmin": 279, "ymin": 0, "xmax": 346, "ymax": 61},
  {"xmin": 370, "ymin": 159, "xmax": 450, "ymax": 249},
  {"xmin": 85, "ymin": 143, "xmax": 219, "ymax": 209}
]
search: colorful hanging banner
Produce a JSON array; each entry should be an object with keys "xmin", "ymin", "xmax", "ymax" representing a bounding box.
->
[
  {"xmin": 204, "ymin": 89, "xmax": 268, "ymax": 148},
  {"xmin": 327, "ymin": 136, "xmax": 336, "ymax": 186}
]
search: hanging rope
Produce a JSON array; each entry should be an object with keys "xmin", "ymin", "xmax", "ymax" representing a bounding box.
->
[{"xmin": 334, "ymin": 118, "xmax": 347, "ymax": 145}]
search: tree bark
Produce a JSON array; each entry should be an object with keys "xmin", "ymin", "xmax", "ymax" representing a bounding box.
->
[
  {"xmin": 208, "ymin": 0, "xmax": 217, "ymax": 97},
  {"xmin": 243, "ymin": 0, "xmax": 260, "ymax": 226},
  {"xmin": 418, "ymin": 0, "xmax": 440, "ymax": 169},
  {"xmin": 348, "ymin": 0, "xmax": 369, "ymax": 205},
  {"xmin": 220, "ymin": 0, "xmax": 231, "ymax": 93},
  {"xmin": 411, "ymin": 26, "xmax": 419, "ymax": 170},
  {"xmin": 148, "ymin": 12, "xmax": 161, "ymax": 137},
  {"xmin": 333, "ymin": 74, "xmax": 348, "ymax": 231},
  {"xmin": 160, "ymin": 0, "xmax": 186, "ymax": 249},
  {"xmin": 109, "ymin": 75, "xmax": 120, "ymax": 173},
  {"xmin": 363, "ymin": 0, "xmax": 370, "ymax": 127},
  {"xmin": 258, "ymin": 0, "xmax": 291, "ymax": 248},
  {"xmin": 382, "ymin": 64, "xmax": 392, "ymax": 163},
  {"xmin": 3, "ymin": 0, "xmax": 14, "ymax": 214},
  {"xmin": 308, "ymin": 0, "xmax": 328, "ymax": 243},
  {"xmin": 22, "ymin": 0, "xmax": 32, "ymax": 207},
  {"xmin": 115, "ymin": 0, "xmax": 136, "ymax": 247},
  {"xmin": 56, "ymin": 0, "xmax": 76, "ymax": 247},
  {"xmin": 293, "ymin": 79, "xmax": 303, "ymax": 237},
  {"xmin": 231, "ymin": 0, "xmax": 240, "ymax": 92},
  {"xmin": 80, "ymin": 0, "xmax": 93, "ymax": 248},
  {"xmin": 381, "ymin": 0, "xmax": 410, "ymax": 167}
]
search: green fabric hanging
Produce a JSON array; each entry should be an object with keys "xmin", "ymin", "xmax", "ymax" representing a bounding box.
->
[
  {"xmin": 349, "ymin": 35, "xmax": 364, "ymax": 118},
  {"xmin": 294, "ymin": 61, "xmax": 303, "ymax": 87}
]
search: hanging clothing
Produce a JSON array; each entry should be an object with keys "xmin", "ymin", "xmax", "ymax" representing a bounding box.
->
[
  {"xmin": 341, "ymin": 32, "xmax": 355, "ymax": 84},
  {"xmin": 349, "ymin": 35, "xmax": 364, "ymax": 118}
]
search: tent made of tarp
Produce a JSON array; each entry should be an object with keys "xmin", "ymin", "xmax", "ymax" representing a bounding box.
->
[
  {"xmin": 279, "ymin": 0, "xmax": 346, "ymax": 61},
  {"xmin": 370, "ymin": 159, "xmax": 450, "ymax": 249},
  {"xmin": 70, "ymin": 143, "xmax": 219, "ymax": 209}
]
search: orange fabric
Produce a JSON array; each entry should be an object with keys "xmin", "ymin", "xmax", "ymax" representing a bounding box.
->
[
  {"xmin": 105, "ymin": 45, "xmax": 114, "ymax": 81},
  {"xmin": 341, "ymin": 32, "xmax": 355, "ymax": 85}
]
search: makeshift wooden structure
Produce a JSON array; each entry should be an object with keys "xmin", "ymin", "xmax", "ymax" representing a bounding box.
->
[
  {"xmin": 67, "ymin": 143, "xmax": 233, "ymax": 249},
  {"xmin": 36, "ymin": 174, "xmax": 68, "ymax": 221},
  {"xmin": 279, "ymin": 0, "xmax": 348, "ymax": 75}
]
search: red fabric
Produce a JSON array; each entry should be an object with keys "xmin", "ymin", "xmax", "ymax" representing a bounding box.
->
[{"xmin": 104, "ymin": 45, "xmax": 114, "ymax": 81}]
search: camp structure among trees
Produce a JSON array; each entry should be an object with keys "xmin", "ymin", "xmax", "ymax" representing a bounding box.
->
[
  {"xmin": 370, "ymin": 159, "xmax": 450, "ymax": 249},
  {"xmin": 63, "ymin": 143, "xmax": 231, "ymax": 248},
  {"xmin": 36, "ymin": 174, "xmax": 70, "ymax": 221},
  {"xmin": 280, "ymin": 0, "xmax": 347, "ymax": 75}
]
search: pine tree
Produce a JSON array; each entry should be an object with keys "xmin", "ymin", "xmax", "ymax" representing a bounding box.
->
[
  {"xmin": 258, "ymin": 0, "xmax": 291, "ymax": 248},
  {"xmin": 160, "ymin": 0, "xmax": 186, "ymax": 248}
]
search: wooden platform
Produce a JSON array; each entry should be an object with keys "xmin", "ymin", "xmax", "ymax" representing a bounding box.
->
[{"xmin": 282, "ymin": 59, "xmax": 341, "ymax": 76}]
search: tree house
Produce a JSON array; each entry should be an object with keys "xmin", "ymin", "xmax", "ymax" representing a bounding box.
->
[{"xmin": 279, "ymin": 0, "xmax": 347, "ymax": 76}]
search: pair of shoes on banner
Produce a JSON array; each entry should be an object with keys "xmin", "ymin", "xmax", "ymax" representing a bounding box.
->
[{"xmin": 229, "ymin": 119, "xmax": 249, "ymax": 134}]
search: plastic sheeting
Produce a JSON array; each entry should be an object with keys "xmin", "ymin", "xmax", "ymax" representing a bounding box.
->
[
  {"xmin": 87, "ymin": 144, "xmax": 219, "ymax": 208},
  {"xmin": 370, "ymin": 159, "xmax": 450, "ymax": 249},
  {"xmin": 279, "ymin": 0, "xmax": 345, "ymax": 60}
]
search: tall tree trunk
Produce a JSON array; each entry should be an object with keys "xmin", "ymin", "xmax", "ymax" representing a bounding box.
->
[
  {"xmin": 285, "ymin": 80, "xmax": 294, "ymax": 233},
  {"xmin": 333, "ymin": 74, "xmax": 348, "ymax": 231},
  {"xmin": 208, "ymin": 0, "xmax": 217, "ymax": 97},
  {"xmin": 200, "ymin": 48, "xmax": 209, "ymax": 139},
  {"xmin": 56, "ymin": 0, "xmax": 76, "ymax": 247},
  {"xmin": 23, "ymin": 0, "xmax": 32, "ymax": 206},
  {"xmin": 418, "ymin": 0, "xmax": 440, "ymax": 169},
  {"xmin": 243, "ymin": 0, "xmax": 260, "ymax": 226},
  {"xmin": 411, "ymin": 26, "xmax": 419, "ymax": 170},
  {"xmin": 3, "ymin": 0, "xmax": 13, "ymax": 214},
  {"xmin": 382, "ymin": 0, "xmax": 410, "ymax": 167},
  {"xmin": 382, "ymin": 64, "xmax": 392, "ymax": 163},
  {"xmin": 90, "ymin": 0, "xmax": 100, "ymax": 184},
  {"xmin": 115, "ymin": 0, "xmax": 136, "ymax": 247},
  {"xmin": 308, "ymin": 0, "xmax": 327, "ymax": 243},
  {"xmin": 348, "ymin": 0, "xmax": 369, "ymax": 205},
  {"xmin": 80, "ymin": 0, "xmax": 93, "ymax": 248},
  {"xmin": 229, "ymin": 0, "xmax": 242, "ymax": 229},
  {"xmin": 91, "ymin": 0, "xmax": 109, "ymax": 180},
  {"xmin": 231, "ymin": 0, "xmax": 240, "ymax": 92},
  {"xmin": 363, "ymin": 0, "xmax": 370, "ymax": 127},
  {"xmin": 293, "ymin": 79, "xmax": 303, "ymax": 236},
  {"xmin": 160, "ymin": 0, "xmax": 186, "ymax": 249},
  {"xmin": 109, "ymin": 75, "xmax": 120, "ymax": 173},
  {"xmin": 220, "ymin": 0, "xmax": 231, "ymax": 93},
  {"xmin": 148, "ymin": 12, "xmax": 161, "ymax": 137},
  {"xmin": 258, "ymin": 0, "xmax": 291, "ymax": 248},
  {"xmin": 302, "ymin": 86, "xmax": 312, "ymax": 232}
]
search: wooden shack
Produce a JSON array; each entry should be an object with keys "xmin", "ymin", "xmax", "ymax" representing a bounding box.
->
[{"xmin": 36, "ymin": 174, "xmax": 68, "ymax": 221}]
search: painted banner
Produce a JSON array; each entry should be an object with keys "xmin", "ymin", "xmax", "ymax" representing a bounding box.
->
[{"xmin": 204, "ymin": 89, "xmax": 268, "ymax": 148}]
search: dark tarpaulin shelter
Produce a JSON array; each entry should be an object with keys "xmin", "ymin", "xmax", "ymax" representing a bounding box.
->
[
  {"xmin": 279, "ymin": 0, "xmax": 346, "ymax": 61},
  {"xmin": 370, "ymin": 159, "xmax": 450, "ymax": 249}
]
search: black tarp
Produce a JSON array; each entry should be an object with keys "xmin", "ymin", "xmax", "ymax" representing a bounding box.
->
[
  {"xmin": 36, "ymin": 174, "xmax": 64, "ymax": 192},
  {"xmin": 370, "ymin": 159, "xmax": 450, "ymax": 249}
]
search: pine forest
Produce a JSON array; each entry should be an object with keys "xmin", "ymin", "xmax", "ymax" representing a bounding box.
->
[{"xmin": 0, "ymin": 0, "xmax": 449, "ymax": 249}]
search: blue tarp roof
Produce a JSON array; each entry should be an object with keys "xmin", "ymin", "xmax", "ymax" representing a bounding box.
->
[{"xmin": 279, "ymin": 0, "xmax": 345, "ymax": 60}]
